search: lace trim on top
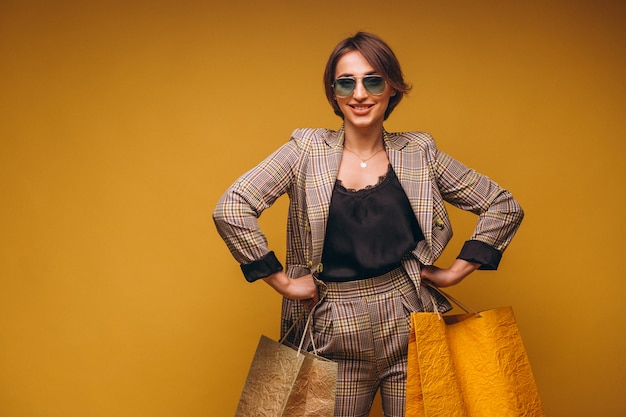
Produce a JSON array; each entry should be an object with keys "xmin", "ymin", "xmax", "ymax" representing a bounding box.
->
[{"xmin": 336, "ymin": 164, "xmax": 393, "ymax": 193}]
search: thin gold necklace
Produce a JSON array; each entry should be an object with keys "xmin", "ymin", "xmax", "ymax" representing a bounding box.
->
[{"xmin": 343, "ymin": 146, "xmax": 385, "ymax": 168}]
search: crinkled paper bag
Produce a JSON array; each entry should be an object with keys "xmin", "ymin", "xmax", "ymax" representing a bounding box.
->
[
  {"xmin": 283, "ymin": 347, "xmax": 338, "ymax": 417},
  {"xmin": 406, "ymin": 306, "xmax": 544, "ymax": 417},
  {"xmin": 235, "ymin": 335, "xmax": 305, "ymax": 417}
]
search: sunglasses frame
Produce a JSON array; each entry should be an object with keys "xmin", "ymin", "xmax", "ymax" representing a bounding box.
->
[{"xmin": 332, "ymin": 75, "xmax": 386, "ymax": 98}]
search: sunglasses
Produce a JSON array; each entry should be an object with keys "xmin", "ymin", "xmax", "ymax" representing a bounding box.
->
[{"xmin": 332, "ymin": 75, "xmax": 386, "ymax": 98}]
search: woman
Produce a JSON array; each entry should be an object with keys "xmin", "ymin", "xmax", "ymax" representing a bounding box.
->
[{"xmin": 213, "ymin": 32, "xmax": 523, "ymax": 417}]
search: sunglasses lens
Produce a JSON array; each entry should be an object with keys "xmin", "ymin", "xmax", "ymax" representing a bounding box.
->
[
  {"xmin": 363, "ymin": 76, "xmax": 386, "ymax": 95},
  {"xmin": 333, "ymin": 78, "xmax": 356, "ymax": 97},
  {"xmin": 333, "ymin": 76, "xmax": 386, "ymax": 97}
]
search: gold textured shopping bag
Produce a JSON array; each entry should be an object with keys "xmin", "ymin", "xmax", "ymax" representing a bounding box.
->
[
  {"xmin": 406, "ymin": 288, "xmax": 544, "ymax": 417},
  {"xmin": 235, "ymin": 314, "xmax": 337, "ymax": 417},
  {"xmin": 283, "ymin": 347, "xmax": 337, "ymax": 417},
  {"xmin": 235, "ymin": 335, "xmax": 305, "ymax": 416}
]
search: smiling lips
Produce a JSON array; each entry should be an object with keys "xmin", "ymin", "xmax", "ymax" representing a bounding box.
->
[{"xmin": 349, "ymin": 104, "xmax": 374, "ymax": 114}]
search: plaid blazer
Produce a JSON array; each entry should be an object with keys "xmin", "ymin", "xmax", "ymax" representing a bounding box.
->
[{"xmin": 213, "ymin": 127, "xmax": 523, "ymax": 330}]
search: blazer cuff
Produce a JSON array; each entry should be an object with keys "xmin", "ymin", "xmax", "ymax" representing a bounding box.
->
[
  {"xmin": 457, "ymin": 240, "xmax": 502, "ymax": 270},
  {"xmin": 240, "ymin": 251, "xmax": 284, "ymax": 282}
]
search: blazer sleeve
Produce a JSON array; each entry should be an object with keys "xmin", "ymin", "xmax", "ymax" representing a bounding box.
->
[
  {"xmin": 432, "ymin": 146, "xmax": 524, "ymax": 269},
  {"xmin": 212, "ymin": 138, "xmax": 300, "ymax": 281}
]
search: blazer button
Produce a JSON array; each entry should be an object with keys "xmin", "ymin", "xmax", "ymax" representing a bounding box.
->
[{"xmin": 434, "ymin": 218, "xmax": 445, "ymax": 230}]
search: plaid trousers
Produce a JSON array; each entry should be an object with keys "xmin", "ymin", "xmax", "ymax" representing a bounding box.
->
[{"xmin": 312, "ymin": 268, "xmax": 422, "ymax": 417}]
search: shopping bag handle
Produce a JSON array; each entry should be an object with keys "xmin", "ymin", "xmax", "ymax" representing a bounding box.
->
[
  {"xmin": 279, "ymin": 310, "xmax": 317, "ymax": 355},
  {"xmin": 426, "ymin": 284, "xmax": 482, "ymax": 319}
]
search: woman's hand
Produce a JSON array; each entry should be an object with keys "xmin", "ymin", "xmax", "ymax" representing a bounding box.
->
[
  {"xmin": 263, "ymin": 271, "xmax": 319, "ymax": 309},
  {"xmin": 420, "ymin": 259, "xmax": 480, "ymax": 288}
]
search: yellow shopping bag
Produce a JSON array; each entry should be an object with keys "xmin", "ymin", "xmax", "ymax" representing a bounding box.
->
[{"xmin": 406, "ymin": 288, "xmax": 544, "ymax": 417}]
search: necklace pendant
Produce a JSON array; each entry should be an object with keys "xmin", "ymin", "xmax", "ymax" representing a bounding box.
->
[{"xmin": 360, "ymin": 161, "xmax": 367, "ymax": 168}]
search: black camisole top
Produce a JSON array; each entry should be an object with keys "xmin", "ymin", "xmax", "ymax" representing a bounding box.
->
[{"xmin": 319, "ymin": 165, "xmax": 425, "ymax": 282}]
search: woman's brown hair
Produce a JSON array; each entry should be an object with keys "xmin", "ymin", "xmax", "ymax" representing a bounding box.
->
[{"xmin": 323, "ymin": 32, "xmax": 412, "ymax": 120}]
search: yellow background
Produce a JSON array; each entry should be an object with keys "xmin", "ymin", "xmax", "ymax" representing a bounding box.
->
[{"xmin": 1, "ymin": 0, "xmax": 625, "ymax": 416}]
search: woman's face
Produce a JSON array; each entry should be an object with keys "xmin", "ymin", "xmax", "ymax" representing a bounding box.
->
[{"xmin": 333, "ymin": 50, "xmax": 396, "ymax": 131}]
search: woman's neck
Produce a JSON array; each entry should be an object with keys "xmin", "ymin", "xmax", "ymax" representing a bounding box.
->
[{"xmin": 343, "ymin": 123, "xmax": 384, "ymax": 152}]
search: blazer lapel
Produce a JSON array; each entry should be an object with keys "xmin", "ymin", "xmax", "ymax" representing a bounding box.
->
[
  {"xmin": 305, "ymin": 128, "xmax": 343, "ymax": 266},
  {"xmin": 385, "ymin": 131, "xmax": 434, "ymax": 253}
]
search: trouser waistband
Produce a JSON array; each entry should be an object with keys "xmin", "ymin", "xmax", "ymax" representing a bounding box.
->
[{"xmin": 322, "ymin": 267, "xmax": 414, "ymax": 301}]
